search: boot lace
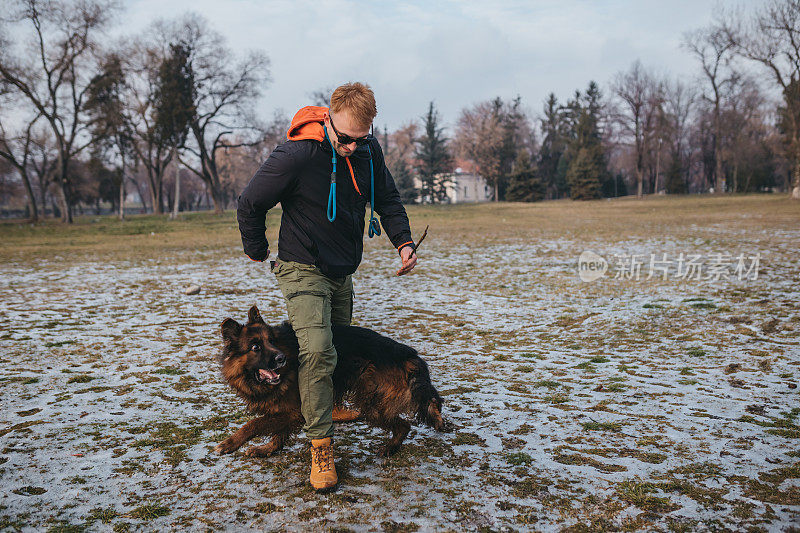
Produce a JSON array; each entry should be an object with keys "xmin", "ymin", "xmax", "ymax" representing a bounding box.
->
[{"xmin": 312, "ymin": 443, "xmax": 332, "ymax": 473}]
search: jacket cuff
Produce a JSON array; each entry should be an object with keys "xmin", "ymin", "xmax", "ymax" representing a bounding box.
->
[
  {"xmin": 396, "ymin": 240, "xmax": 414, "ymax": 255},
  {"xmin": 241, "ymin": 237, "xmax": 269, "ymax": 262}
]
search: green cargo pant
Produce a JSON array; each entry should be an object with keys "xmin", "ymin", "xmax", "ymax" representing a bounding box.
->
[{"xmin": 271, "ymin": 259, "xmax": 353, "ymax": 439}]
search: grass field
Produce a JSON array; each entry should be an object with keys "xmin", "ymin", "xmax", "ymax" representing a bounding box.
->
[{"xmin": 0, "ymin": 194, "xmax": 799, "ymax": 531}]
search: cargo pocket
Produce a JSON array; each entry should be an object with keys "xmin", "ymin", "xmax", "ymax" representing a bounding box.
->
[{"xmin": 286, "ymin": 291, "xmax": 329, "ymax": 331}]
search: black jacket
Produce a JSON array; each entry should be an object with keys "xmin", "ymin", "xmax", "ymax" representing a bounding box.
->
[{"xmin": 237, "ymin": 137, "xmax": 412, "ymax": 278}]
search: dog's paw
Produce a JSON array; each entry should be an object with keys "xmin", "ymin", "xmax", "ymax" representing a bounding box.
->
[
  {"xmin": 214, "ymin": 439, "xmax": 240, "ymax": 455},
  {"xmin": 439, "ymin": 418, "xmax": 457, "ymax": 433},
  {"xmin": 244, "ymin": 445, "xmax": 277, "ymax": 458},
  {"xmin": 377, "ymin": 444, "xmax": 401, "ymax": 458}
]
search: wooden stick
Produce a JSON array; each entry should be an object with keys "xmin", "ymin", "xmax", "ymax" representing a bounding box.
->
[{"xmin": 411, "ymin": 225, "xmax": 429, "ymax": 255}]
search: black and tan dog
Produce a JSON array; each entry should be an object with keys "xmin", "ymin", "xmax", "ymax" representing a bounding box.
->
[{"xmin": 214, "ymin": 305, "xmax": 446, "ymax": 458}]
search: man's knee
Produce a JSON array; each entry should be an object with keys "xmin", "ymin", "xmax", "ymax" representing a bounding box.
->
[
  {"xmin": 297, "ymin": 327, "xmax": 337, "ymax": 371},
  {"xmin": 297, "ymin": 327, "xmax": 336, "ymax": 382}
]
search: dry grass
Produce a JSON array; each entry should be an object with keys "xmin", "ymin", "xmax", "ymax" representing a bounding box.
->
[{"xmin": 1, "ymin": 193, "xmax": 796, "ymax": 261}]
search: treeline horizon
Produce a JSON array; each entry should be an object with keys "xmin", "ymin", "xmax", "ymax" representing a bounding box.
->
[{"xmin": 2, "ymin": 0, "xmax": 800, "ymax": 223}]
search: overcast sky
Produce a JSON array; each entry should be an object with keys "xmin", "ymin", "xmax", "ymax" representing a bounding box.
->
[{"xmin": 122, "ymin": 0, "xmax": 759, "ymax": 132}]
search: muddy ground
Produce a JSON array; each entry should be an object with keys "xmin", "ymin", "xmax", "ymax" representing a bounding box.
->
[{"xmin": 0, "ymin": 195, "xmax": 799, "ymax": 532}]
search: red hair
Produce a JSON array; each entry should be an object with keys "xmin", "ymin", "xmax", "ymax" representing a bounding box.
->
[{"xmin": 329, "ymin": 82, "xmax": 377, "ymax": 127}]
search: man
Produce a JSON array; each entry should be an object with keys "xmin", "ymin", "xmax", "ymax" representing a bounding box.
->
[{"xmin": 237, "ymin": 82, "xmax": 417, "ymax": 490}]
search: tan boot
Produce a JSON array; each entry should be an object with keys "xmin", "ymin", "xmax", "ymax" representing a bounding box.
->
[{"xmin": 310, "ymin": 437, "xmax": 337, "ymax": 491}]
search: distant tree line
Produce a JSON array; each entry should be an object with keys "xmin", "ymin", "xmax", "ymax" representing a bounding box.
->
[
  {"xmin": 2, "ymin": 0, "xmax": 800, "ymax": 223},
  {"xmin": 0, "ymin": 0, "xmax": 279, "ymax": 222},
  {"xmin": 382, "ymin": 1, "xmax": 800, "ymax": 203}
]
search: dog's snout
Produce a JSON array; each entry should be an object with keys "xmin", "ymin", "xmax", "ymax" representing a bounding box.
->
[{"xmin": 274, "ymin": 352, "xmax": 286, "ymax": 365}]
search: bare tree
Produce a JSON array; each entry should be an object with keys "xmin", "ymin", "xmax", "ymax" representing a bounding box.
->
[
  {"xmin": 387, "ymin": 122, "xmax": 419, "ymax": 165},
  {"xmin": 0, "ymin": 105, "xmax": 42, "ymax": 221},
  {"xmin": 611, "ymin": 61, "xmax": 663, "ymax": 198},
  {"xmin": 128, "ymin": 165, "xmax": 150, "ymax": 213},
  {"xmin": 683, "ymin": 25, "xmax": 738, "ymax": 193},
  {"xmin": 158, "ymin": 14, "xmax": 271, "ymax": 214},
  {"xmin": 29, "ymin": 127, "xmax": 58, "ymax": 215},
  {"xmin": 455, "ymin": 96, "xmax": 531, "ymax": 201},
  {"xmin": 123, "ymin": 31, "xmax": 179, "ymax": 214},
  {"xmin": 0, "ymin": 0, "xmax": 118, "ymax": 222},
  {"xmin": 256, "ymin": 109, "xmax": 291, "ymax": 158},
  {"xmin": 384, "ymin": 121, "xmax": 419, "ymax": 179},
  {"xmin": 664, "ymin": 79, "xmax": 697, "ymax": 163},
  {"xmin": 720, "ymin": 0, "xmax": 800, "ymax": 198},
  {"xmin": 721, "ymin": 76, "xmax": 769, "ymax": 192},
  {"xmin": 455, "ymin": 101, "xmax": 503, "ymax": 201},
  {"xmin": 663, "ymin": 78, "xmax": 697, "ymax": 193},
  {"xmin": 0, "ymin": 158, "xmax": 21, "ymax": 212},
  {"xmin": 308, "ymin": 86, "xmax": 335, "ymax": 107},
  {"xmin": 216, "ymin": 109, "xmax": 288, "ymax": 208}
]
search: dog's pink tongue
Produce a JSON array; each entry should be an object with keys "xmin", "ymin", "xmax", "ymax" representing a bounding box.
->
[{"xmin": 259, "ymin": 369, "xmax": 278, "ymax": 380}]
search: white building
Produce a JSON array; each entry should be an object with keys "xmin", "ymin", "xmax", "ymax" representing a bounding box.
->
[{"xmin": 413, "ymin": 168, "xmax": 492, "ymax": 203}]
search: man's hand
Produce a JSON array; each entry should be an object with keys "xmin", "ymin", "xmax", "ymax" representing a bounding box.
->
[{"xmin": 396, "ymin": 245, "xmax": 417, "ymax": 276}]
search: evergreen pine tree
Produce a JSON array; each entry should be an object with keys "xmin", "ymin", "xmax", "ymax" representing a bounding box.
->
[
  {"xmin": 153, "ymin": 42, "xmax": 195, "ymax": 217},
  {"xmin": 565, "ymin": 82, "xmax": 608, "ymax": 200},
  {"xmin": 506, "ymin": 151, "xmax": 545, "ymax": 202},
  {"xmin": 566, "ymin": 148, "xmax": 603, "ymax": 200},
  {"xmin": 154, "ymin": 42, "xmax": 196, "ymax": 152},
  {"xmin": 665, "ymin": 152, "xmax": 687, "ymax": 194},
  {"xmin": 414, "ymin": 102, "xmax": 453, "ymax": 203},
  {"xmin": 555, "ymin": 153, "xmax": 570, "ymax": 198},
  {"xmin": 601, "ymin": 173, "xmax": 628, "ymax": 197},
  {"xmin": 538, "ymin": 93, "xmax": 569, "ymax": 199}
]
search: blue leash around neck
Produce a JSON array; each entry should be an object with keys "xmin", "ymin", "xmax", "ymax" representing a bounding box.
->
[
  {"xmin": 324, "ymin": 125, "xmax": 337, "ymax": 223},
  {"xmin": 324, "ymin": 125, "xmax": 381, "ymax": 238}
]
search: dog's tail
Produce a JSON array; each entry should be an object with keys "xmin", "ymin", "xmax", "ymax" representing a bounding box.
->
[{"xmin": 408, "ymin": 357, "xmax": 446, "ymax": 431}]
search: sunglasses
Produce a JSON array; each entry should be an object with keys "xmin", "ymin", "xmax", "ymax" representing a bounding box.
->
[{"xmin": 329, "ymin": 114, "xmax": 372, "ymax": 146}]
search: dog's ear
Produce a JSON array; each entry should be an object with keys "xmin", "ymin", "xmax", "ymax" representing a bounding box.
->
[
  {"xmin": 248, "ymin": 305, "xmax": 264, "ymax": 325},
  {"xmin": 221, "ymin": 318, "xmax": 242, "ymax": 344}
]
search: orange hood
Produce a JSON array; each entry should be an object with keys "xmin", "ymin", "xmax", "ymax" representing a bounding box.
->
[{"xmin": 287, "ymin": 105, "xmax": 328, "ymax": 141}]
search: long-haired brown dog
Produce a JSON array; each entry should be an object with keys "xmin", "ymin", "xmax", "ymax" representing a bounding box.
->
[{"xmin": 214, "ymin": 305, "xmax": 446, "ymax": 458}]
